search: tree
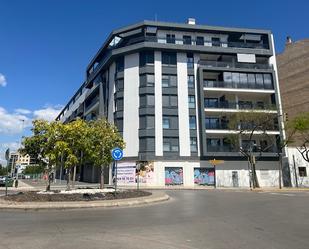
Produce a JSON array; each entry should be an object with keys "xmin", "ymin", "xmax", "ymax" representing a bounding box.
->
[
  {"xmin": 290, "ymin": 112, "xmax": 309, "ymax": 163},
  {"xmin": 89, "ymin": 119, "xmax": 125, "ymax": 189},
  {"xmin": 227, "ymin": 111, "xmax": 280, "ymax": 188}
]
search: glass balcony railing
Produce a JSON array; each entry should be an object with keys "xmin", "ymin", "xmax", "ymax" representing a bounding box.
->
[
  {"xmin": 204, "ymin": 80, "xmax": 274, "ymax": 90},
  {"xmin": 207, "ymin": 145, "xmax": 236, "ymax": 152},
  {"xmin": 205, "ymin": 123, "xmax": 229, "ymax": 129},
  {"xmin": 204, "ymin": 101, "xmax": 277, "ymax": 111},
  {"xmin": 199, "ymin": 60, "xmax": 273, "ymax": 70}
]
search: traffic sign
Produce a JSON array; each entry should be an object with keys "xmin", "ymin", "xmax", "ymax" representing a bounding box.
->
[
  {"xmin": 209, "ymin": 159, "xmax": 224, "ymax": 166},
  {"xmin": 111, "ymin": 148, "xmax": 123, "ymax": 161}
]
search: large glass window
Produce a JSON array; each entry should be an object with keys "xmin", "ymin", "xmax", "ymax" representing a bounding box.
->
[
  {"xmin": 205, "ymin": 118, "xmax": 219, "ymax": 129},
  {"xmin": 205, "ymin": 98, "xmax": 218, "ymax": 108},
  {"xmin": 188, "ymin": 95, "xmax": 196, "ymax": 108},
  {"xmin": 189, "ymin": 116, "xmax": 196, "ymax": 129},
  {"xmin": 239, "ymin": 73, "xmax": 248, "ymax": 88},
  {"xmin": 211, "ymin": 37, "xmax": 220, "ymax": 47},
  {"xmin": 247, "ymin": 74, "xmax": 256, "ymax": 88},
  {"xmin": 163, "ymin": 138, "xmax": 179, "ymax": 152},
  {"xmin": 140, "ymin": 116, "xmax": 155, "ymax": 129},
  {"xmin": 263, "ymin": 74, "xmax": 273, "ymax": 89},
  {"xmin": 207, "ymin": 138, "xmax": 221, "ymax": 151},
  {"xmin": 255, "ymin": 74, "xmax": 264, "ymax": 88},
  {"xmin": 190, "ymin": 137, "xmax": 197, "ymax": 152},
  {"xmin": 188, "ymin": 75, "xmax": 194, "ymax": 88},
  {"xmin": 162, "ymin": 52, "xmax": 177, "ymax": 66},
  {"xmin": 140, "ymin": 95, "xmax": 155, "ymax": 107},
  {"xmin": 232, "ymin": 73, "xmax": 240, "ymax": 84},
  {"xmin": 139, "ymin": 51, "xmax": 154, "ymax": 67},
  {"xmin": 223, "ymin": 72, "xmax": 232, "ymax": 82}
]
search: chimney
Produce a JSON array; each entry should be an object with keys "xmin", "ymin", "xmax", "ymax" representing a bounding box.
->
[{"xmin": 187, "ymin": 18, "xmax": 196, "ymax": 25}]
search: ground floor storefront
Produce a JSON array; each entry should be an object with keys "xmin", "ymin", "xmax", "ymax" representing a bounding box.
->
[{"xmin": 103, "ymin": 160, "xmax": 282, "ymax": 188}]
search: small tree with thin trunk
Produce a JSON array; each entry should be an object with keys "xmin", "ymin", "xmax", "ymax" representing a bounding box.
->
[
  {"xmin": 227, "ymin": 111, "xmax": 279, "ymax": 188},
  {"xmin": 89, "ymin": 119, "xmax": 125, "ymax": 189}
]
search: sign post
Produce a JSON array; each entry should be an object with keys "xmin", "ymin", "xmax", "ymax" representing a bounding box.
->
[
  {"xmin": 208, "ymin": 159, "xmax": 224, "ymax": 188},
  {"xmin": 5, "ymin": 149, "xmax": 10, "ymax": 196},
  {"xmin": 111, "ymin": 148, "xmax": 123, "ymax": 195}
]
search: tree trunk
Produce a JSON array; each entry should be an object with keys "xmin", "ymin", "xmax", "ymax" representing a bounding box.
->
[
  {"xmin": 66, "ymin": 169, "xmax": 71, "ymax": 191},
  {"xmin": 72, "ymin": 165, "xmax": 77, "ymax": 189},
  {"xmin": 100, "ymin": 165, "xmax": 104, "ymax": 189}
]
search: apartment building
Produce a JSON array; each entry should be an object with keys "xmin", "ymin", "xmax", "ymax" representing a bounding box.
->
[
  {"xmin": 8, "ymin": 152, "xmax": 34, "ymax": 175},
  {"xmin": 57, "ymin": 19, "xmax": 287, "ymax": 188},
  {"xmin": 277, "ymin": 38, "xmax": 309, "ymax": 187}
]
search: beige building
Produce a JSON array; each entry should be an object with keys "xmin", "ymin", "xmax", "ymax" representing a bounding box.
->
[
  {"xmin": 9, "ymin": 152, "xmax": 33, "ymax": 175},
  {"xmin": 277, "ymin": 37, "xmax": 309, "ymax": 120},
  {"xmin": 277, "ymin": 37, "xmax": 309, "ymax": 187}
]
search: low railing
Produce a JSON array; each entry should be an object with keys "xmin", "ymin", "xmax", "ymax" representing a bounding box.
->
[
  {"xmin": 204, "ymin": 101, "xmax": 277, "ymax": 111},
  {"xmin": 203, "ymin": 80, "xmax": 274, "ymax": 90},
  {"xmin": 207, "ymin": 145, "xmax": 236, "ymax": 152}
]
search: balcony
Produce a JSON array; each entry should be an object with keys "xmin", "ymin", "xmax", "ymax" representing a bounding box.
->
[
  {"xmin": 204, "ymin": 80, "xmax": 274, "ymax": 90},
  {"xmin": 205, "ymin": 123, "xmax": 229, "ymax": 130},
  {"xmin": 199, "ymin": 60, "xmax": 273, "ymax": 70},
  {"xmin": 207, "ymin": 145, "xmax": 236, "ymax": 152},
  {"xmin": 205, "ymin": 101, "xmax": 277, "ymax": 111}
]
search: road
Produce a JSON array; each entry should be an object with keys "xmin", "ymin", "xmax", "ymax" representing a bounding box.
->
[{"xmin": 0, "ymin": 190, "xmax": 308, "ymax": 249}]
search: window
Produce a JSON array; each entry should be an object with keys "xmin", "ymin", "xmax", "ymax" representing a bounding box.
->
[
  {"xmin": 232, "ymin": 73, "xmax": 240, "ymax": 84},
  {"xmin": 190, "ymin": 137, "xmax": 197, "ymax": 152},
  {"xmin": 205, "ymin": 98, "xmax": 218, "ymax": 108},
  {"xmin": 183, "ymin": 35, "xmax": 192, "ymax": 45},
  {"xmin": 166, "ymin": 34, "xmax": 175, "ymax": 44},
  {"xmin": 139, "ymin": 116, "xmax": 155, "ymax": 129},
  {"xmin": 299, "ymin": 167, "xmax": 307, "ymax": 177},
  {"xmin": 140, "ymin": 74, "xmax": 155, "ymax": 87},
  {"xmin": 187, "ymin": 53, "xmax": 194, "ymax": 68},
  {"xmin": 188, "ymin": 95, "xmax": 195, "ymax": 108},
  {"xmin": 189, "ymin": 116, "xmax": 196, "ymax": 129},
  {"xmin": 115, "ymin": 79, "xmax": 124, "ymax": 91},
  {"xmin": 207, "ymin": 138, "xmax": 221, "ymax": 151},
  {"xmin": 255, "ymin": 74, "xmax": 264, "ymax": 88},
  {"xmin": 115, "ymin": 98, "xmax": 124, "ymax": 111},
  {"xmin": 239, "ymin": 73, "xmax": 248, "ymax": 87},
  {"xmin": 162, "ymin": 116, "xmax": 170, "ymax": 129},
  {"xmin": 223, "ymin": 72, "xmax": 232, "ymax": 83},
  {"xmin": 163, "ymin": 138, "xmax": 179, "ymax": 152},
  {"xmin": 139, "ymin": 51, "xmax": 154, "ymax": 67},
  {"xmin": 115, "ymin": 118, "xmax": 123, "ymax": 131},
  {"xmin": 139, "ymin": 138, "xmax": 155, "ymax": 152},
  {"xmin": 116, "ymin": 56, "xmax": 124, "ymax": 73},
  {"xmin": 205, "ymin": 118, "xmax": 219, "ymax": 129},
  {"xmin": 162, "ymin": 52, "xmax": 177, "ymax": 66},
  {"xmin": 162, "ymin": 95, "xmax": 178, "ymax": 107},
  {"xmin": 211, "ymin": 37, "xmax": 220, "ymax": 47},
  {"xmin": 188, "ymin": 75, "xmax": 194, "ymax": 88},
  {"xmin": 247, "ymin": 74, "xmax": 256, "ymax": 88},
  {"xmin": 140, "ymin": 95, "xmax": 155, "ymax": 107},
  {"xmin": 196, "ymin": 36, "xmax": 204, "ymax": 46},
  {"xmin": 263, "ymin": 74, "xmax": 273, "ymax": 89},
  {"xmin": 162, "ymin": 75, "xmax": 177, "ymax": 87}
]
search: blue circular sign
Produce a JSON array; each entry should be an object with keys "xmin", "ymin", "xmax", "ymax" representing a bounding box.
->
[{"xmin": 111, "ymin": 147, "xmax": 123, "ymax": 161}]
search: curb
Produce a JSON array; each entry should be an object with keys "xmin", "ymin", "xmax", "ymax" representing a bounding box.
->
[{"xmin": 0, "ymin": 192, "xmax": 169, "ymax": 210}]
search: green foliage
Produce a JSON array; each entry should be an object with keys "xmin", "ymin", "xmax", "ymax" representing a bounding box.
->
[
  {"xmin": 0, "ymin": 164, "xmax": 8, "ymax": 176},
  {"xmin": 23, "ymin": 165, "xmax": 45, "ymax": 175}
]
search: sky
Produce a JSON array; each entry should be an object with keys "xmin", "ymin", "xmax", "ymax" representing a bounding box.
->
[{"xmin": 0, "ymin": 0, "xmax": 308, "ymax": 165}]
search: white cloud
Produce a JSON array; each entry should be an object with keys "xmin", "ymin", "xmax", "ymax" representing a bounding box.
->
[
  {"xmin": 15, "ymin": 108, "xmax": 32, "ymax": 115},
  {"xmin": 0, "ymin": 142, "xmax": 20, "ymax": 166},
  {"xmin": 33, "ymin": 106, "xmax": 63, "ymax": 122},
  {"xmin": 0, "ymin": 107, "xmax": 31, "ymax": 134},
  {"xmin": 0, "ymin": 73, "xmax": 7, "ymax": 87}
]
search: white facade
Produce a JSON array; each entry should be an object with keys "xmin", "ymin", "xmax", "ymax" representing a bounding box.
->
[{"xmin": 287, "ymin": 147, "xmax": 309, "ymax": 187}]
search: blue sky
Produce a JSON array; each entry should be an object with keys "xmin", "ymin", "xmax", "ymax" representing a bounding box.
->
[{"xmin": 0, "ymin": 0, "xmax": 308, "ymax": 164}]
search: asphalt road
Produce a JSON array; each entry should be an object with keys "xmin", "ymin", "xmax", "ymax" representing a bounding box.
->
[{"xmin": 0, "ymin": 190, "xmax": 308, "ymax": 249}]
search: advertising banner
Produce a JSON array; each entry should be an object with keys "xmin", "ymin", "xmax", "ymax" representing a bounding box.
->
[
  {"xmin": 138, "ymin": 162, "xmax": 155, "ymax": 184},
  {"xmin": 116, "ymin": 162, "xmax": 136, "ymax": 185}
]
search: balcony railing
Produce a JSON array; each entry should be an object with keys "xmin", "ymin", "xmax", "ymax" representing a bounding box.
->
[
  {"xmin": 204, "ymin": 101, "xmax": 277, "ymax": 111},
  {"xmin": 207, "ymin": 145, "xmax": 236, "ymax": 152},
  {"xmin": 199, "ymin": 60, "xmax": 273, "ymax": 70},
  {"xmin": 205, "ymin": 123, "xmax": 229, "ymax": 129},
  {"xmin": 204, "ymin": 80, "xmax": 274, "ymax": 90}
]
